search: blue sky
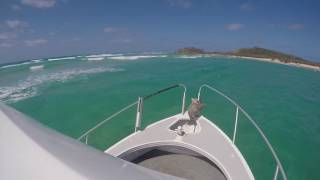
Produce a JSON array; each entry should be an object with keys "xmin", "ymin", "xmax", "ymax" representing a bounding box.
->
[{"xmin": 0, "ymin": 0, "xmax": 320, "ymax": 63}]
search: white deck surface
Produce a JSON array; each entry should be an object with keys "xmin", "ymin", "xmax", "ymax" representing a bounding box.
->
[{"xmin": 106, "ymin": 114, "xmax": 254, "ymax": 180}]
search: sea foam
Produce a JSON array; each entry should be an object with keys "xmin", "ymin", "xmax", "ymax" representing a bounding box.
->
[
  {"xmin": 176, "ymin": 55, "xmax": 203, "ymax": 59},
  {"xmin": 87, "ymin": 57, "xmax": 105, "ymax": 61},
  {"xmin": 0, "ymin": 60, "xmax": 43, "ymax": 69},
  {"xmin": 85, "ymin": 54, "xmax": 124, "ymax": 61},
  {"xmin": 109, "ymin": 55, "xmax": 167, "ymax": 60},
  {"xmin": 0, "ymin": 67, "xmax": 124, "ymax": 103},
  {"xmin": 86, "ymin": 53, "xmax": 123, "ymax": 58},
  {"xmin": 30, "ymin": 59, "xmax": 43, "ymax": 63},
  {"xmin": 48, "ymin": 56, "xmax": 76, "ymax": 61}
]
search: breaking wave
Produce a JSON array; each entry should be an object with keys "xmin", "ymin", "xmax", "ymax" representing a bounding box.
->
[
  {"xmin": 86, "ymin": 53, "xmax": 123, "ymax": 58},
  {"xmin": 176, "ymin": 55, "xmax": 203, "ymax": 59},
  {"xmin": 0, "ymin": 67, "xmax": 124, "ymax": 103},
  {"xmin": 30, "ymin": 59, "xmax": 43, "ymax": 63},
  {"xmin": 87, "ymin": 57, "xmax": 105, "ymax": 61},
  {"xmin": 0, "ymin": 59, "xmax": 44, "ymax": 69},
  {"xmin": 0, "ymin": 56, "xmax": 77, "ymax": 70},
  {"xmin": 47, "ymin": 56, "xmax": 76, "ymax": 61},
  {"xmin": 85, "ymin": 54, "xmax": 124, "ymax": 61},
  {"xmin": 109, "ymin": 55, "xmax": 167, "ymax": 60}
]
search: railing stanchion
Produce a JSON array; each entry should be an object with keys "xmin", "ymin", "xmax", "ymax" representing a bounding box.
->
[
  {"xmin": 85, "ymin": 135, "xmax": 88, "ymax": 145},
  {"xmin": 273, "ymin": 165, "xmax": 279, "ymax": 180},
  {"xmin": 232, "ymin": 106, "xmax": 239, "ymax": 144},
  {"xmin": 135, "ymin": 97, "xmax": 143, "ymax": 132},
  {"xmin": 181, "ymin": 88, "xmax": 186, "ymax": 114},
  {"xmin": 197, "ymin": 88, "xmax": 201, "ymax": 100}
]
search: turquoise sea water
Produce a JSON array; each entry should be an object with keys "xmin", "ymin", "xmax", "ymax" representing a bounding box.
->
[{"xmin": 1, "ymin": 54, "xmax": 319, "ymax": 179}]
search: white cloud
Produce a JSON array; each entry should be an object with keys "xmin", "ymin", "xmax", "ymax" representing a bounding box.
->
[
  {"xmin": 103, "ymin": 27, "xmax": 133, "ymax": 44},
  {"xmin": 270, "ymin": 23, "xmax": 305, "ymax": 30},
  {"xmin": 167, "ymin": 0, "xmax": 192, "ymax": 9},
  {"xmin": 288, "ymin": 24, "xmax": 304, "ymax": 30},
  {"xmin": 103, "ymin": 27, "xmax": 127, "ymax": 33},
  {"xmin": 0, "ymin": 20, "xmax": 32, "ymax": 48},
  {"xmin": 72, "ymin": 37, "xmax": 81, "ymax": 41},
  {"xmin": 0, "ymin": 42, "xmax": 13, "ymax": 48},
  {"xmin": 12, "ymin": 4, "xmax": 22, "ymax": 11},
  {"xmin": 104, "ymin": 27, "xmax": 117, "ymax": 33},
  {"xmin": 240, "ymin": 3, "xmax": 255, "ymax": 11},
  {"xmin": 226, "ymin": 23, "xmax": 244, "ymax": 31},
  {"xmin": 24, "ymin": 38, "xmax": 48, "ymax": 46},
  {"xmin": 0, "ymin": 32, "xmax": 17, "ymax": 40},
  {"xmin": 5, "ymin": 20, "xmax": 28, "ymax": 29},
  {"xmin": 21, "ymin": 0, "xmax": 56, "ymax": 8},
  {"xmin": 118, "ymin": 38, "xmax": 132, "ymax": 43},
  {"xmin": 0, "ymin": 20, "xmax": 29, "ymax": 48}
]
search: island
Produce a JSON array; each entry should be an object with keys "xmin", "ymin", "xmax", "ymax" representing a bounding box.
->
[
  {"xmin": 176, "ymin": 47, "xmax": 320, "ymax": 71},
  {"xmin": 176, "ymin": 47, "xmax": 207, "ymax": 55}
]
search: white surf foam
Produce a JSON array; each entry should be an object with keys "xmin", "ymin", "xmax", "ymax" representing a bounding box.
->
[
  {"xmin": 0, "ymin": 62, "xmax": 32, "ymax": 69},
  {"xmin": 30, "ymin": 65, "xmax": 44, "ymax": 71},
  {"xmin": 86, "ymin": 53, "xmax": 123, "ymax": 58},
  {"xmin": 87, "ymin": 57, "xmax": 105, "ymax": 61},
  {"xmin": 48, "ymin": 56, "xmax": 76, "ymax": 61},
  {"xmin": 0, "ymin": 67, "xmax": 124, "ymax": 103},
  {"xmin": 0, "ymin": 59, "xmax": 45, "ymax": 69},
  {"xmin": 176, "ymin": 55, "xmax": 203, "ymax": 59},
  {"xmin": 109, "ymin": 55, "xmax": 167, "ymax": 60},
  {"xmin": 30, "ymin": 59, "xmax": 44, "ymax": 63},
  {"xmin": 0, "ymin": 59, "xmax": 44, "ymax": 69},
  {"xmin": 85, "ymin": 54, "xmax": 125, "ymax": 61}
]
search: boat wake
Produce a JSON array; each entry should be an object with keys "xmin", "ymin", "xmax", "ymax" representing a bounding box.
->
[{"xmin": 0, "ymin": 67, "xmax": 124, "ymax": 103}]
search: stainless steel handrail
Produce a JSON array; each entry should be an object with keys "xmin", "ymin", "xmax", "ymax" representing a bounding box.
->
[
  {"xmin": 143, "ymin": 83, "xmax": 186, "ymax": 114},
  {"xmin": 78, "ymin": 84, "xmax": 187, "ymax": 142},
  {"xmin": 135, "ymin": 84, "xmax": 186, "ymax": 131},
  {"xmin": 197, "ymin": 84, "xmax": 287, "ymax": 180},
  {"xmin": 77, "ymin": 101, "xmax": 138, "ymax": 142}
]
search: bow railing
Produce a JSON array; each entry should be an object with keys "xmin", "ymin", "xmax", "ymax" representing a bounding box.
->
[
  {"xmin": 197, "ymin": 84, "xmax": 287, "ymax": 180},
  {"xmin": 77, "ymin": 84, "xmax": 287, "ymax": 180},
  {"xmin": 78, "ymin": 84, "xmax": 186, "ymax": 144}
]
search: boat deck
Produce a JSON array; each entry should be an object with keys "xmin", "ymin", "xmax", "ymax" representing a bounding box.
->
[
  {"xmin": 135, "ymin": 149, "xmax": 226, "ymax": 180},
  {"xmin": 106, "ymin": 114, "xmax": 254, "ymax": 180}
]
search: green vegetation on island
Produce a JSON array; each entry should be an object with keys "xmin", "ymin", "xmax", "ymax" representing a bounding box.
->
[
  {"xmin": 176, "ymin": 47, "xmax": 207, "ymax": 55},
  {"xmin": 176, "ymin": 47, "xmax": 320, "ymax": 68}
]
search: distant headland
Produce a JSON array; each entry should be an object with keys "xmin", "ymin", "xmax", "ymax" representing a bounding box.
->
[{"xmin": 176, "ymin": 47, "xmax": 320, "ymax": 71}]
